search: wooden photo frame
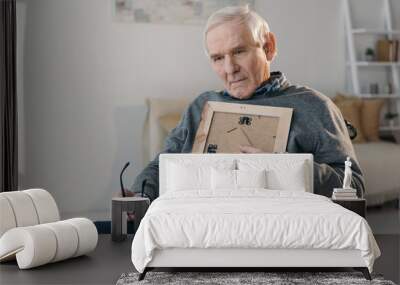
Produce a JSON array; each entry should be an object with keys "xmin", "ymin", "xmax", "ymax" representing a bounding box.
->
[{"xmin": 192, "ymin": 102, "xmax": 293, "ymax": 154}]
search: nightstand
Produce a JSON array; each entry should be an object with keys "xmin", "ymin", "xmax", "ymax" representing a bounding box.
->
[
  {"xmin": 332, "ymin": 198, "xmax": 366, "ymax": 218},
  {"xmin": 111, "ymin": 197, "xmax": 150, "ymax": 241}
]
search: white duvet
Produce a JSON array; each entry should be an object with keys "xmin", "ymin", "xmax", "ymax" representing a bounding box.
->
[{"xmin": 131, "ymin": 190, "xmax": 380, "ymax": 273}]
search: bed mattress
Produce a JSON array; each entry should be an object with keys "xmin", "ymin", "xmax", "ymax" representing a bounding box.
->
[{"xmin": 131, "ymin": 190, "xmax": 380, "ymax": 273}]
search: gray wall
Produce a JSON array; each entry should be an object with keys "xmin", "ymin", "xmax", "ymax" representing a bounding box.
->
[{"xmin": 16, "ymin": 0, "xmax": 398, "ymax": 216}]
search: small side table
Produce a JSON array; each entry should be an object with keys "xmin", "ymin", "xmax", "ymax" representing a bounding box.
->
[
  {"xmin": 111, "ymin": 197, "xmax": 150, "ymax": 242},
  {"xmin": 332, "ymin": 198, "xmax": 366, "ymax": 218},
  {"xmin": 393, "ymin": 130, "xmax": 400, "ymax": 144}
]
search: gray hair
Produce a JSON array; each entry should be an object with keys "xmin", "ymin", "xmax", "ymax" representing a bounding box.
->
[{"xmin": 204, "ymin": 5, "xmax": 272, "ymax": 55}]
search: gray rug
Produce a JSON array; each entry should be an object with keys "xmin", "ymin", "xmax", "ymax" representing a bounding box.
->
[{"xmin": 116, "ymin": 271, "xmax": 396, "ymax": 285}]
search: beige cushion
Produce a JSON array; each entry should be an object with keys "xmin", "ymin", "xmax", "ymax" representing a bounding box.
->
[
  {"xmin": 332, "ymin": 95, "xmax": 365, "ymax": 143},
  {"xmin": 361, "ymin": 99, "xmax": 385, "ymax": 141},
  {"xmin": 333, "ymin": 94, "xmax": 384, "ymax": 142},
  {"xmin": 144, "ymin": 98, "xmax": 191, "ymax": 164},
  {"xmin": 159, "ymin": 113, "xmax": 182, "ymax": 133}
]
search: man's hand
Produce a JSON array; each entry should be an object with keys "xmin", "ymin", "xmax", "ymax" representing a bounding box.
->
[
  {"xmin": 123, "ymin": 189, "xmax": 136, "ymax": 197},
  {"xmin": 240, "ymin": 145, "xmax": 263, "ymax": 153},
  {"xmin": 117, "ymin": 189, "xmax": 136, "ymax": 197}
]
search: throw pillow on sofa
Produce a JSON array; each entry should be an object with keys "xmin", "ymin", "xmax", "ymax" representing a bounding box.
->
[
  {"xmin": 332, "ymin": 95, "xmax": 365, "ymax": 143},
  {"xmin": 361, "ymin": 99, "xmax": 385, "ymax": 141},
  {"xmin": 333, "ymin": 93, "xmax": 384, "ymax": 142}
]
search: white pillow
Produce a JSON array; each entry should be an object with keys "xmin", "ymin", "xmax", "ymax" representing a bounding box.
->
[
  {"xmin": 166, "ymin": 158, "xmax": 236, "ymax": 192},
  {"xmin": 268, "ymin": 164, "xmax": 306, "ymax": 191},
  {"xmin": 238, "ymin": 159, "xmax": 307, "ymax": 191},
  {"xmin": 167, "ymin": 162, "xmax": 211, "ymax": 191},
  {"xmin": 237, "ymin": 169, "xmax": 267, "ymax": 189},
  {"xmin": 211, "ymin": 168, "xmax": 236, "ymax": 190},
  {"xmin": 211, "ymin": 168, "xmax": 267, "ymax": 190}
]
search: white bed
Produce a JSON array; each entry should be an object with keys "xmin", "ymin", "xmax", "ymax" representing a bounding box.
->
[{"xmin": 131, "ymin": 154, "xmax": 380, "ymax": 280}]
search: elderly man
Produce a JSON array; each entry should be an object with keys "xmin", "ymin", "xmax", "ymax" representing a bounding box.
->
[{"xmin": 130, "ymin": 5, "xmax": 364, "ymax": 200}]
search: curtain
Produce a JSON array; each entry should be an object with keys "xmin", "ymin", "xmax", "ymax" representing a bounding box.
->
[{"xmin": 0, "ymin": 0, "xmax": 18, "ymax": 192}]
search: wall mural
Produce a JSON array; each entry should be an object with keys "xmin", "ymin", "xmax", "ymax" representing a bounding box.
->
[{"xmin": 113, "ymin": 0, "xmax": 255, "ymax": 24}]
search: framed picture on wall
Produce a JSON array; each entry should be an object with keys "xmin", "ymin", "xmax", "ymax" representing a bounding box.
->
[{"xmin": 192, "ymin": 102, "xmax": 293, "ymax": 154}]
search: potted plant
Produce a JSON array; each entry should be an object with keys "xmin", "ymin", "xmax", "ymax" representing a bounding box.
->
[
  {"xmin": 385, "ymin": 112, "xmax": 399, "ymax": 127},
  {"xmin": 365, "ymin": 47, "xmax": 375, "ymax": 61}
]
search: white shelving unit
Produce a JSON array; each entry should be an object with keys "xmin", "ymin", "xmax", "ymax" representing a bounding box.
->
[
  {"xmin": 344, "ymin": 0, "xmax": 400, "ymax": 132},
  {"xmin": 349, "ymin": 62, "xmax": 400, "ymax": 67},
  {"xmin": 351, "ymin": 29, "xmax": 400, "ymax": 35},
  {"xmin": 379, "ymin": 126, "xmax": 400, "ymax": 132},
  {"xmin": 355, "ymin": 94, "xmax": 400, "ymax": 99}
]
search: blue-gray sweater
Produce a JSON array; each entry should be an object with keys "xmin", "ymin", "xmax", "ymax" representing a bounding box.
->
[{"xmin": 132, "ymin": 72, "xmax": 364, "ymax": 200}]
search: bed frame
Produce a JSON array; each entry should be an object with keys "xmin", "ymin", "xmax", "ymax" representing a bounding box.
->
[
  {"xmin": 140, "ymin": 248, "xmax": 370, "ymax": 280},
  {"xmin": 138, "ymin": 154, "xmax": 371, "ymax": 281}
]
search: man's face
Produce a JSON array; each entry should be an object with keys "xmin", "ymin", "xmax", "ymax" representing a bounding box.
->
[{"xmin": 206, "ymin": 21, "xmax": 273, "ymax": 100}]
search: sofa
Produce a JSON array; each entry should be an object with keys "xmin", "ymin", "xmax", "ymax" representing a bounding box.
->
[{"xmin": 142, "ymin": 97, "xmax": 400, "ymax": 206}]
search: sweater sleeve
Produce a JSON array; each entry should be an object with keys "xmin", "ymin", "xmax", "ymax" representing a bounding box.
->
[
  {"xmin": 310, "ymin": 99, "xmax": 365, "ymax": 197},
  {"xmin": 130, "ymin": 96, "xmax": 206, "ymax": 200}
]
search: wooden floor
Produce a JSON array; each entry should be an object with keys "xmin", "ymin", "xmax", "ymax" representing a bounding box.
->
[
  {"xmin": 0, "ymin": 234, "xmax": 398, "ymax": 285},
  {"xmin": 366, "ymin": 205, "xmax": 400, "ymax": 284},
  {"xmin": 1, "ymin": 204, "xmax": 398, "ymax": 285},
  {"xmin": 0, "ymin": 235, "xmax": 134, "ymax": 285},
  {"xmin": 367, "ymin": 205, "xmax": 400, "ymax": 235}
]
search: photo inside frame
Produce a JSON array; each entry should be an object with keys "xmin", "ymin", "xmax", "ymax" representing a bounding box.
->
[
  {"xmin": 204, "ymin": 112, "xmax": 280, "ymax": 153},
  {"xmin": 192, "ymin": 101, "xmax": 292, "ymax": 154}
]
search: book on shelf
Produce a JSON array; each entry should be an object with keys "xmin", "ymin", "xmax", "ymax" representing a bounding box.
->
[
  {"xmin": 333, "ymin": 188, "xmax": 357, "ymax": 193},
  {"xmin": 333, "ymin": 193, "xmax": 357, "ymax": 197},
  {"xmin": 376, "ymin": 39, "xmax": 399, "ymax": 62},
  {"xmin": 332, "ymin": 187, "xmax": 358, "ymax": 200},
  {"xmin": 332, "ymin": 194, "xmax": 358, "ymax": 200},
  {"xmin": 332, "ymin": 196, "xmax": 359, "ymax": 200}
]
